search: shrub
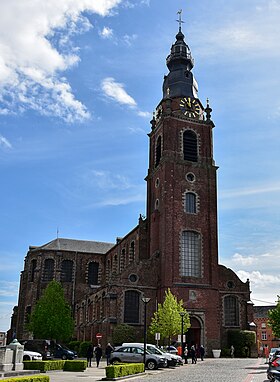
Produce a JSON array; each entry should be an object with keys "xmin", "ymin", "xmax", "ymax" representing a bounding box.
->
[
  {"xmin": 227, "ymin": 330, "xmax": 256, "ymax": 357},
  {"xmin": 23, "ymin": 360, "xmax": 65, "ymax": 372},
  {"xmin": 106, "ymin": 363, "xmax": 144, "ymax": 379},
  {"xmin": 67, "ymin": 340, "xmax": 81, "ymax": 354},
  {"xmin": 2, "ymin": 375, "xmax": 49, "ymax": 382},
  {"xmin": 79, "ymin": 341, "xmax": 92, "ymax": 357},
  {"xmin": 63, "ymin": 360, "xmax": 87, "ymax": 372}
]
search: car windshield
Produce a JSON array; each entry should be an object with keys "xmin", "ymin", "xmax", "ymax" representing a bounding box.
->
[{"xmin": 147, "ymin": 346, "xmax": 162, "ymax": 355}]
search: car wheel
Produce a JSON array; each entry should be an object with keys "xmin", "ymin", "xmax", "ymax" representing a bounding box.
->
[
  {"xmin": 23, "ymin": 355, "xmax": 30, "ymax": 361},
  {"xmin": 146, "ymin": 360, "xmax": 157, "ymax": 370},
  {"xmin": 111, "ymin": 358, "xmax": 121, "ymax": 364},
  {"xmin": 61, "ymin": 355, "xmax": 67, "ymax": 360}
]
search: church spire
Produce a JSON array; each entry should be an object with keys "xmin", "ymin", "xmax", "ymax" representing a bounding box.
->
[{"xmin": 163, "ymin": 10, "xmax": 198, "ymax": 100}]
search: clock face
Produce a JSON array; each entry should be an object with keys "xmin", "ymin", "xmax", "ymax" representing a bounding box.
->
[{"xmin": 180, "ymin": 97, "xmax": 200, "ymax": 118}]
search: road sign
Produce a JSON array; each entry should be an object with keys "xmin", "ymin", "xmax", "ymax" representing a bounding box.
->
[{"xmin": 96, "ymin": 333, "xmax": 102, "ymax": 339}]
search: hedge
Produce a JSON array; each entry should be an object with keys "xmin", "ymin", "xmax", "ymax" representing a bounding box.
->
[
  {"xmin": 23, "ymin": 360, "xmax": 87, "ymax": 373},
  {"xmin": 106, "ymin": 363, "xmax": 144, "ymax": 379},
  {"xmin": 0, "ymin": 375, "xmax": 49, "ymax": 382},
  {"xmin": 63, "ymin": 360, "xmax": 87, "ymax": 372}
]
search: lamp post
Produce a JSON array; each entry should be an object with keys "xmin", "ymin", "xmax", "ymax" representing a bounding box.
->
[
  {"xmin": 179, "ymin": 311, "xmax": 186, "ymax": 358},
  {"xmin": 142, "ymin": 296, "xmax": 151, "ymax": 369}
]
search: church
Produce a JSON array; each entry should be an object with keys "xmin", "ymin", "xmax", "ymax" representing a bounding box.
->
[{"xmin": 11, "ymin": 18, "xmax": 254, "ymax": 355}]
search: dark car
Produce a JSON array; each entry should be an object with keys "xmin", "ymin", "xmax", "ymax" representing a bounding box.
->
[
  {"xmin": 267, "ymin": 355, "xmax": 280, "ymax": 381},
  {"xmin": 52, "ymin": 344, "xmax": 77, "ymax": 360},
  {"xmin": 110, "ymin": 345, "xmax": 167, "ymax": 370}
]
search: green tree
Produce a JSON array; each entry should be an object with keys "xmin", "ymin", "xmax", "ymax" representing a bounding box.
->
[
  {"xmin": 28, "ymin": 280, "xmax": 74, "ymax": 341},
  {"xmin": 268, "ymin": 296, "xmax": 280, "ymax": 338},
  {"xmin": 149, "ymin": 288, "xmax": 190, "ymax": 344},
  {"xmin": 112, "ymin": 324, "xmax": 137, "ymax": 345}
]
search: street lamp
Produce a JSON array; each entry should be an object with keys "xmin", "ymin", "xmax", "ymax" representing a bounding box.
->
[
  {"xmin": 142, "ymin": 296, "xmax": 151, "ymax": 369},
  {"xmin": 179, "ymin": 311, "xmax": 186, "ymax": 358}
]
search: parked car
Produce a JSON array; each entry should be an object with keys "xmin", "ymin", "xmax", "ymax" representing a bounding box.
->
[
  {"xmin": 23, "ymin": 350, "xmax": 43, "ymax": 361},
  {"xmin": 52, "ymin": 344, "xmax": 77, "ymax": 360},
  {"xmin": 270, "ymin": 348, "xmax": 280, "ymax": 363},
  {"xmin": 165, "ymin": 345, "xmax": 178, "ymax": 354},
  {"xmin": 110, "ymin": 345, "xmax": 167, "ymax": 370},
  {"xmin": 122, "ymin": 342, "xmax": 182, "ymax": 367},
  {"xmin": 267, "ymin": 356, "xmax": 280, "ymax": 381}
]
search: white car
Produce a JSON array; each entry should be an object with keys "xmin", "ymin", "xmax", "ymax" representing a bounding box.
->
[{"xmin": 23, "ymin": 350, "xmax": 43, "ymax": 361}]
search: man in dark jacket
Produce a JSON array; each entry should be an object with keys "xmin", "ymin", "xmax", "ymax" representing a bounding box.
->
[
  {"xmin": 105, "ymin": 343, "xmax": 114, "ymax": 365},
  {"xmin": 94, "ymin": 344, "xmax": 103, "ymax": 367}
]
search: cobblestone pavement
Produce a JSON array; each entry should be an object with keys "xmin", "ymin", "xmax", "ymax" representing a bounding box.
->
[{"xmin": 45, "ymin": 358, "xmax": 270, "ymax": 382}]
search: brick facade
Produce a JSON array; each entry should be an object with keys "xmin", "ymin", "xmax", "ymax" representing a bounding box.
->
[{"xmin": 10, "ymin": 27, "xmax": 254, "ymax": 355}]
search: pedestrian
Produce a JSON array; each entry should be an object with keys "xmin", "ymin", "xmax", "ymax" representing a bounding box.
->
[
  {"xmin": 200, "ymin": 345, "xmax": 205, "ymax": 361},
  {"xmin": 230, "ymin": 345, "xmax": 235, "ymax": 358},
  {"xmin": 94, "ymin": 343, "xmax": 103, "ymax": 367},
  {"xmin": 105, "ymin": 342, "xmax": 114, "ymax": 365},
  {"xmin": 86, "ymin": 343, "xmax": 94, "ymax": 367},
  {"xmin": 183, "ymin": 345, "xmax": 188, "ymax": 364},
  {"xmin": 190, "ymin": 345, "xmax": 197, "ymax": 364},
  {"xmin": 264, "ymin": 345, "xmax": 269, "ymax": 364}
]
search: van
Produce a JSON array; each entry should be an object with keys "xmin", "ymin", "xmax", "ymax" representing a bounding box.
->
[{"xmin": 19, "ymin": 339, "xmax": 52, "ymax": 360}]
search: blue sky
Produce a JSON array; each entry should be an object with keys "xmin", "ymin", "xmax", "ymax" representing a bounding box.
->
[{"xmin": 1, "ymin": 0, "xmax": 280, "ymax": 331}]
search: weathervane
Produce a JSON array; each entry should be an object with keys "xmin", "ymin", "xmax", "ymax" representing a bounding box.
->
[{"xmin": 176, "ymin": 9, "xmax": 185, "ymax": 31}]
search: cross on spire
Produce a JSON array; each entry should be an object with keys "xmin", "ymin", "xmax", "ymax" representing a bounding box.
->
[{"xmin": 176, "ymin": 9, "xmax": 185, "ymax": 32}]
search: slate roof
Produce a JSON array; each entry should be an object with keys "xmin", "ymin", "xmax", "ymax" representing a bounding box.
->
[
  {"xmin": 253, "ymin": 305, "xmax": 276, "ymax": 318},
  {"xmin": 29, "ymin": 238, "xmax": 115, "ymax": 255}
]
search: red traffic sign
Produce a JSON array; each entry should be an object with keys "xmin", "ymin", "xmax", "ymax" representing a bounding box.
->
[{"xmin": 96, "ymin": 333, "xmax": 102, "ymax": 339}]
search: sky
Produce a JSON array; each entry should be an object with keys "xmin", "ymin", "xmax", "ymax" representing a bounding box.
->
[{"xmin": 1, "ymin": 0, "xmax": 280, "ymax": 332}]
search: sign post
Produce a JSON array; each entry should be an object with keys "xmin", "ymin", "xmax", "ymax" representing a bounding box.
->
[{"xmin": 96, "ymin": 333, "xmax": 102, "ymax": 344}]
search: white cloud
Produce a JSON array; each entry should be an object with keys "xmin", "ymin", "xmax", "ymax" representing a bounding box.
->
[
  {"xmin": 137, "ymin": 111, "xmax": 151, "ymax": 118},
  {"xmin": 232, "ymin": 253, "xmax": 255, "ymax": 266},
  {"xmin": 101, "ymin": 77, "xmax": 137, "ymax": 106},
  {"xmin": 99, "ymin": 27, "xmax": 114, "ymax": 39},
  {"xmin": 122, "ymin": 34, "xmax": 138, "ymax": 46},
  {"xmin": 0, "ymin": 0, "xmax": 122, "ymax": 122},
  {"xmin": 195, "ymin": 1, "xmax": 280, "ymax": 60},
  {"xmin": 0, "ymin": 135, "xmax": 12, "ymax": 149},
  {"xmin": 0, "ymin": 281, "xmax": 18, "ymax": 298}
]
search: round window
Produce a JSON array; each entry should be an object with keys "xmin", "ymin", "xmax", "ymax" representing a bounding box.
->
[
  {"xmin": 186, "ymin": 173, "xmax": 195, "ymax": 182},
  {"xmin": 129, "ymin": 274, "xmax": 138, "ymax": 283},
  {"xmin": 227, "ymin": 281, "xmax": 235, "ymax": 289}
]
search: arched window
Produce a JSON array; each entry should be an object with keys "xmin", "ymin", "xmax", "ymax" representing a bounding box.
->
[
  {"xmin": 183, "ymin": 130, "xmax": 198, "ymax": 162},
  {"xmin": 155, "ymin": 136, "xmax": 162, "ymax": 167},
  {"xmin": 24, "ymin": 306, "xmax": 31, "ymax": 324},
  {"xmin": 113, "ymin": 254, "xmax": 118, "ymax": 274},
  {"xmin": 61, "ymin": 260, "xmax": 73, "ymax": 282},
  {"xmin": 120, "ymin": 248, "xmax": 126, "ymax": 272},
  {"xmin": 42, "ymin": 259, "xmax": 54, "ymax": 281},
  {"xmin": 185, "ymin": 192, "xmax": 197, "ymax": 213},
  {"xmin": 224, "ymin": 296, "xmax": 239, "ymax": 326},
  {"xmin": 88, "ymin": 262, "xmax": 99, "ymax": 285},
  {"xmin": 124, "ymin": 290, "xmax": 140, "ymax": 324},
  {"xmin": 129, "ymin": 241, "xmax": 135, "ymax": 263},
  {"xmin": 180, "ymin": 231, "xmax": 201, "ymax": 277},
  {"xmin": 30, "ymin": 259, "xmax": 37, "ymax": 282}
]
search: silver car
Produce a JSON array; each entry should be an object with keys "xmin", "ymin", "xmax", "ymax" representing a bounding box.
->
[{"xmin": 110, "ymin": 345, "xmax": 167, "ymax": 370}]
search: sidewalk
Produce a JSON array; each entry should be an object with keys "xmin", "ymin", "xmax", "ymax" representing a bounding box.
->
[{"xmin": 46, "ymin": 359, "xmax": 108, "ymax": 382}]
